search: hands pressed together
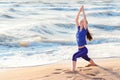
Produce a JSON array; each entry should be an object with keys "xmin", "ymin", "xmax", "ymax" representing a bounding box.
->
[{"xmin": 80, "ymin": 5, "xmax": 84, "ymax": 12}]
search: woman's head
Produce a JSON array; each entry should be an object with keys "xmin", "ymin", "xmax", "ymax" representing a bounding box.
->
[{"xmin": 80, "ymin": 18, "xmax": 88, "ymax": 26}]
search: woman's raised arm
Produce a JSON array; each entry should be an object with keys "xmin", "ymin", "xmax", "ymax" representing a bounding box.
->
[
  {"xmin": 75, "ymin": 6, "xmax": 83, "ymax": 27},
  {"xmin": 82, "ymin": 6, "xmax": 87, "ymax": 28}
]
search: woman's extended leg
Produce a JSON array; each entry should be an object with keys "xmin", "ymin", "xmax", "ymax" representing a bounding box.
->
[
  {"xmin": 87, "ymin": 59, "xmax": 97, "ymax": 67},
  {"xmin": 82, "ymin": 54, "xmax": 97, "ymax": 67}
]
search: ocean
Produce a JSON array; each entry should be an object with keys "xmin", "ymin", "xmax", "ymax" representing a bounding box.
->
[{"xmin": 0, "ymin": 0, "xmax": 120, "ymax": 68}]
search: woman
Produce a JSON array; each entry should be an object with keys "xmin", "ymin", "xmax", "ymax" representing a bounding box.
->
[{"xmin": 72, "ymin": 6, "xmax": 97, "ymax": 71}]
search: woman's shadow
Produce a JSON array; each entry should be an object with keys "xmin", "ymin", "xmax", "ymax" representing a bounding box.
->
[
  {"xmin": 64, "ymin": 65, "xmax": 120, "ymax": 80},
  {"xmin": 97, "ymin": 65, "xmax": 120, "ymax": 79}
]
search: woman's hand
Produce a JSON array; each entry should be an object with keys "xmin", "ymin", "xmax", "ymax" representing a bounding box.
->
[{"xmin": 80, "ymin": 5, "xmax": 84, "ymax": 12}]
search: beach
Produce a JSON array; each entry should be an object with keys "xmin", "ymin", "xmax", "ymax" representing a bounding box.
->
[
  {"xmin": 0, "ymin": 0, "xmax": 120, "ymax": 68},
  {"xmin": 0, "ymin": 0, "xmax": 120, "ymax": 80},
  {"xmin": 0, "ymin": 58, "xmax": 120, "ymax": 80}
]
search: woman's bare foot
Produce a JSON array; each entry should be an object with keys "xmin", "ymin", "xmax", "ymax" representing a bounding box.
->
[
  {"xmin": 86, "ymin": 59, "xmax": 97, "ymax": 67},
  {"xmin": 85, "ymin": 64, "xmax": 97, "ymax": 67}
]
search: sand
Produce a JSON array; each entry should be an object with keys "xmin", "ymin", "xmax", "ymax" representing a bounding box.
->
[{"xmin": 0, "ymin": 58, "xmax": 120, "ymax": 80}]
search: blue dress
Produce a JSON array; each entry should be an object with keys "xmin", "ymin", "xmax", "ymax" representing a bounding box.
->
[{"xmin": 76, "ymin": 26, "xmax": 87, "ymax": 46}]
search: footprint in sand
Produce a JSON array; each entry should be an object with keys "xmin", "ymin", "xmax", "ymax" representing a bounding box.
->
[
  {"xmin": 83, "ymin": 68, "xmax": 92, "ymax": 71},
  {"xmin": 86, "ymin": 73, "xmax": 96, "ymax": 76},
  {"xmin": 55, "ymin": 68, "xmax": 62, "ymax": 71},
  {"xmin": 52, "ymin": 68, "xmax": 63, "ymax": 74},
  {"xmin": 77, "ymin": 67, "xmax": 92, "ymax": 71},
  {"xmin": 77, "ymin": 67, "xmax": 83, "ymax": 69},
  {"xmin": 86, "ymin": 70, "xmax": 100, "ymax": 77},
  {"xmin": 44, "ymin": 75, "xmax": 50, "ymax": 77},
  {"xmin": 64, "ymin": 70, "xmax": 79, "ymax": 74},
  {"xmin": 66, "ymin": 76, "xmax": 73, "ymax": 78},
  {"xmin": 92, "ymin": 77, "xmax": 106, "ymax": 80},
  {"xmin": 52, "ymin": 72, "xmax": 62, "ymax": 74},
  {"xmin": 79, "ymin": 67, "xmax": 92, "ymax": 71},
  {"xmin": 77, "ymin": 67, "xmax": 84, "ymax": 71}
]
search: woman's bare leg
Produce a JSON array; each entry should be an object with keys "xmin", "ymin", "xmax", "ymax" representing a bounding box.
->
[
  {"xmin": 72, "ymin": 61, "xmax": 76, "ymax": 71},
  {"xmin": 86, "ymin": 59, "xmax": 97, "ymax": 67},
  {"xmin": 90, "ymin": 59, "xmax": 97, "ymax": 65}
]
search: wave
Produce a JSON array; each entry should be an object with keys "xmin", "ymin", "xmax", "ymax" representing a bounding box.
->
[
  {"xmin": 88, "ymin": 11, "xmax": 120, "ymax": 17},
  {"xmin": 89, "ymin": 38, "xmax": 120, "ymax": 44},
  {"xmin": 0, "ymin": 23, "xmax": 119, "ymax": 48},
  {"xmin": 30, "ymin": 26, "xmax": 53, "ymax": 34},
  {"xmin": 86, "ymin": 6, "xmax": 115, "ymax": 11},
  {"xmin": 55, "ymin": 23, "xmax": 75, "ymax": 29},
  {"xmin": 90, "ymin": 24, "xmax": 120, "ymax": 31},
  {"xmin": 1, "ymin": 14, "xmax": 15, "ymax": 19},
  {"xmin": 9, "ymin": 8, "xmax": 18, "ymax": 12},
  {"xmin": 48, "ymin": 7, "xmax": 77, "ymax": 11},
  {"xmin": 0, "ymin": 34, "xmax": 16, "ymax": 42},
  {"xmin": 0, "ymin": 23, "xmax": 75, "ymax": 47}
]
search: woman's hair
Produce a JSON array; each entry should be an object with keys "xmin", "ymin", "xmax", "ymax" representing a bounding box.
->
[
  {"xmin": 85, "ymin": 20, "xmax": 93, "ymax": 41},
  {"xmin": 86, "ymin": 29, "xmax": 93, "ymax": 41}
]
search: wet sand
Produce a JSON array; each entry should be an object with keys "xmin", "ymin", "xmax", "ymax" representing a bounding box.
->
[{"xmin": 0, "ymin": 58, "xmax": 120, "ymax": 80}]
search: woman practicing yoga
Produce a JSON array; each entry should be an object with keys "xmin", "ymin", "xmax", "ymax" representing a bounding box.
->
[{"xmin": 72, "ymin": 6, "xmax": 97, "ymax": 71}]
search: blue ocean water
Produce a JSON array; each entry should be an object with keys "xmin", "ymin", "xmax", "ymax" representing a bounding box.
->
[{"xmin": 0, "ymin": 0, "xmax": 120, "ymax": 68}]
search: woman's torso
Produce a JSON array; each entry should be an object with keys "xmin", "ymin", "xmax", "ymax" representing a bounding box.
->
[{"xmin": 76, "ymin": 26, "xmax": 87, "ymax": 47}]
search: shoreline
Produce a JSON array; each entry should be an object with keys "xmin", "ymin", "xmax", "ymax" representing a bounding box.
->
[
  {"xmin": 0, "ymin": 57, "xmax": 119, "ymax": 70},
  {"xmin": 0, "ymin": 58, "xmax": 120, "ymax": 80},
  {"xmin": 0, "ymin": 43, "xmax": 120, "ymax": 70}
]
